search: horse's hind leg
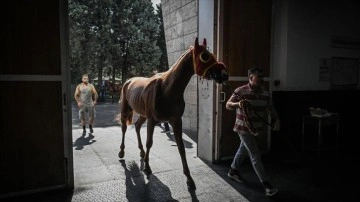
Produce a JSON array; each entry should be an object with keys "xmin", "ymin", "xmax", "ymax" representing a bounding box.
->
[
  {"xmin": 143, "ymin": 119, "xmax": 156, "ymax": 175},
  {"xmin": 119, "ymin": 107, "xmax": 132, "ymax": 159},
  {"xmin": 171, "ymin": 120, "xmax": 196, "ymax": 190},
  {"xmin": 135, "ymin": 116, "xmax": 146, "ymax": 158},
  {"xmin": 118, "ymin": 116, "xmax": 127, "ymax": 158}
]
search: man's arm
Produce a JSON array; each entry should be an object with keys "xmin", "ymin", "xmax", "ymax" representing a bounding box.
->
[
  {"xmin": 267, "ymin": 98, "xmax": 281, "ymax": 131},
  {"xmin": 74, "ymin": 84, "xmax": 82, "ymax": 107},
  {"xmin": 91, "ymin": 84, "xmax": 98, "ymax": 104},
  {"xmin": 226, "ymin": 91, "xmax": 241, "ymax": 110},
  {"xmin": 74, "ymin": 85, "xmax": 80, "ymax": 103}
]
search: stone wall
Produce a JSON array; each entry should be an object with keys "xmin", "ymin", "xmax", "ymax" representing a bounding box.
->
[{"xmin": 161, "ymin": 0, "xmax": 198, "ymax": 133}]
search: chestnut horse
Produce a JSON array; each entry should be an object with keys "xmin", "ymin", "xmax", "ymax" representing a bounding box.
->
[{"xmin": 118, "ymin": 37, "xmax": 228, "ymax": 190}]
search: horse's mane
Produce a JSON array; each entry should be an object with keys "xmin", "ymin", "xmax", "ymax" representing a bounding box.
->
[{"xmin": 160, "ymin": 47, "xmax": 193, "ymax": 80}]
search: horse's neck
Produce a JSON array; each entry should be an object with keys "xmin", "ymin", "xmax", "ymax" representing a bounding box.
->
[{"xmin": 163, "ymin": 51, "xmax": 194, "ymax": 95}]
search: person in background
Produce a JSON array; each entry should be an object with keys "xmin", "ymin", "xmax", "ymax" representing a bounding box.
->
[
  {"xmin": 99, "ymin": 83, "xmax": 106, "ymax": 102},
  {"xmin": 74, "ymin": 74, "xmax": 98, "ymax": 135},
  {"xmin": 109, "ymin": 83, "xmax": 115, "ymax": 103},
  {"xmin": 225, "ymin": 66, "xmax": 281, "ymax": 197},
  {"xmin": 161, "ymin": 122, "xmax": 170, "ymax": 133}
]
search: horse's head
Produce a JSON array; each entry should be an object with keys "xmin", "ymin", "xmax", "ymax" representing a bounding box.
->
[{"xmin": 192, "ymin": 37, "xmax": 229, "ymax": 84}]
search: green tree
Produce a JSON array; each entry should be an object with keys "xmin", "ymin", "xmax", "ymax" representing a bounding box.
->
[
  {"xmin": 156, "ymin": 3, "xmax": 169, "ymax": 73},
  {"xmin": 69, "ymin": 0, "xmax": 92, "ymax": 83},
  {"xmin": 69, "ymin": 0, "xmax": 161, "ymax": 85},
  {"xmin": 117, "ymin": 0, "xmax": 161, "ymax": 81},
  {"xmin": 88, "ymin": 0, "xmax": 113, "ymax": 87}
]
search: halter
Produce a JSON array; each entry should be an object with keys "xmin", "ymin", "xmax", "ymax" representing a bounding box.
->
[{"xmin": 191, "ymin": 47, "xmax": 220, "ymax": 79}]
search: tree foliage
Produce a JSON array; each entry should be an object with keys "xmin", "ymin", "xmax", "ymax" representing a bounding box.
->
[
  {"xmin": 69, "ymin": 0, "xmax": 162, "ymax": 85},
  {"xmin": 156, "ymin": 3, "xmax": 169, "ymax": 72}
]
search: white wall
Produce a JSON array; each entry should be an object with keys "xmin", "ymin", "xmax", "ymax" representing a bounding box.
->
[
  {"xmin": 272, "ymin": 0, "xmax": 360, "ymax": 91},
  {"xmin": 161, "ymin": 0, "xmax": 218, "ymax": 162},
  {"xmin": 161, "ymin": 0, "xmax": 199, "ymax": 132},
  {"xmin": 197, "ymin": 0, "xmax": 215, "ymax": 162}
]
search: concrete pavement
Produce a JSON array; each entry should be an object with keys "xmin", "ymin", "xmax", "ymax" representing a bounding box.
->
[
  {"xmin": 69, "ymin": 102, "xmax": 344, "ymax": 202},
  {"xmin": 72, "ymin": 102, "xmax": 250, "ymax": 201}
]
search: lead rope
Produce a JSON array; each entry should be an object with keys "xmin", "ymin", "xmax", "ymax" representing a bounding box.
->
[
  {"xmin": 222, "ymin": 82, "xmax": 273, "ymax": 136},
  {"xmin": 238, "ymin": 98, "xmax": 259, "ymax": 136}
]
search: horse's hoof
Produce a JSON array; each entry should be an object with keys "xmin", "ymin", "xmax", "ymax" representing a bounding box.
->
[
  {"xmin": 118, "ymin": 151, "xmax": 125, "ymax": 159},
  {"xmin": 187, "ymin": 180, "xmax": 196, "ymax": 190},
  {"xmin": 143, "ymin": 167, "xmax": 152, "ymax": 175},
  {"xmin": 140, "ymin": 151, "xmax": 145, "ymax": 159}
]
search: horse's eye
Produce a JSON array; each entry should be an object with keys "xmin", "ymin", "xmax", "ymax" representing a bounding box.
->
[{"xmin": 199, "ymin": 52, "xmax": 211, "ymax": 63}]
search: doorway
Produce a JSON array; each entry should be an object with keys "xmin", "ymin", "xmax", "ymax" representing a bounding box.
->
[
  {"xmin": 0, "ymin": 0, "xmax": 73, "ymax": 196},
  {"xmin": 216, "ymin": 0, "xmax": 273, "ymax": 161}
]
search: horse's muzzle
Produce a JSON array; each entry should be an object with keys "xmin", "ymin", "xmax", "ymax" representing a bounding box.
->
[{"xmin": 208, "ymin": 64, "xmax": 229, "ymax": 84}]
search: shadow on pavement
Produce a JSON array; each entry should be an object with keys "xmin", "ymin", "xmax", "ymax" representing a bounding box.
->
[
  {"xmin": 73, "ymin": 133, "xmax": 96, "ymax": 150},
  {"xmin": 120, "ymin": 159, "xmax": 181, "ymax": 202}
]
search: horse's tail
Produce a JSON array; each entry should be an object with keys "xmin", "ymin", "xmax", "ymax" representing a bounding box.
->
[
  {"xmin": 117, "ymin": 79, "xmax": 133, "ymax": 126},
  {"xmin": 125, "ymin": 111, "xmax": 133, "ymax": 125},
  {"xmin": 116, "ymin": 101, "xmax": 133, "ymax": 126}
]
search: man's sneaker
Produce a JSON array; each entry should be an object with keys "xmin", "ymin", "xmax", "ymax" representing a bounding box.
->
[
  {"xmin": 89, "ymin": 126, "xmax": 93, "ymax": 133},
  {"xmin": 263, "ymin": 181, "xmax": 278, "ymax": 196},
  {"xmin": 227, "ymin": 168, "xmax": 246, "ymax": 183},
  {"xmin": 82, "ymin": 130, "xmax": 86, "ymax": 136}
]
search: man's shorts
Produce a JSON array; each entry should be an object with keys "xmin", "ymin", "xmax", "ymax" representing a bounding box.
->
[{"xmin": 79, "ymin": 106, "xmax": 96, "ymax": 120}]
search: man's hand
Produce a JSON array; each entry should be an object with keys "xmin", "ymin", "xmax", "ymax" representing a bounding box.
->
[
  {"xmin": 238, "ymin": 99, "xmax": 249, "ymax": 109},
  {"xmin": 272, "ymin": 119, "xmax": 281, "ymax": 131}
]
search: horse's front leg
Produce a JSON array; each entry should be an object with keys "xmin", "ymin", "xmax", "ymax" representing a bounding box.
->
[
  {"xmin": 171, "ymin": 120, "xmax": 196, "ymax": 190},
  {"xmin": 143, "ymin": 119, "xmax": 156, "ymax": 175},
  {"xmin": 135, "ymin": 116, "xmax": 147, "ymax": 158}
]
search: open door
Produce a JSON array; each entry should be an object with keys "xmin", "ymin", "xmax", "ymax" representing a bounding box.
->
[
  {"xmin": 215, "ymin": 0, "xmax": 273, "ymax": 161},
  {"xmin": 0, "ymin": 0, "xmax": 73, "ymax": 197}
]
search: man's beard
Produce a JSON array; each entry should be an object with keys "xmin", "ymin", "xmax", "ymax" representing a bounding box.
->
[{"xmin": 249, "ymin": 83, "xmax": 262, "ymax": 92}]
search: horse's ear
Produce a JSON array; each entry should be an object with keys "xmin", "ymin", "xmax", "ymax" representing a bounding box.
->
[
  {"xmin": 195, "ymin": 37, "xmax": 199, "ymax": 49},
  {"xmin": 203, "ymin": 38, "xmax": 207, "ymax": 47}
]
